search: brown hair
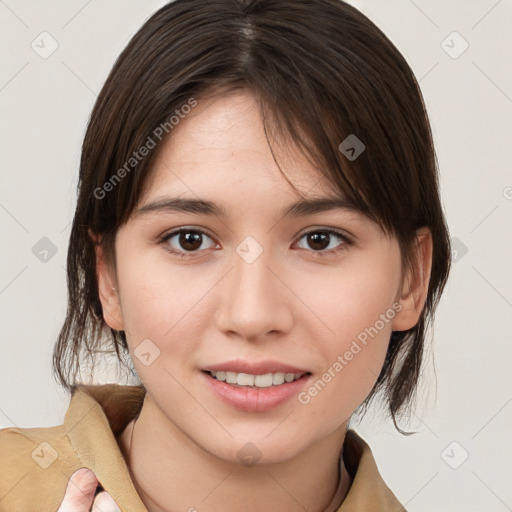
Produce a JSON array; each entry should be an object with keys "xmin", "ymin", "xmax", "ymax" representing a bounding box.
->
[{"xmin": 53, "ymin": 0, "xmax": 451, "ymax": 434}]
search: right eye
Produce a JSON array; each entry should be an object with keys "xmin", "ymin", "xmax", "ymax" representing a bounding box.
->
[{"xmin": 159, "ymin": 228, "xmax": 218, "ymax": 258}]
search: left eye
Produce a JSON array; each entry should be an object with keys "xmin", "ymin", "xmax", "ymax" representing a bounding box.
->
[{"xmin": 295, "ymin": 229, "xmax": 350, "ymax": 254}]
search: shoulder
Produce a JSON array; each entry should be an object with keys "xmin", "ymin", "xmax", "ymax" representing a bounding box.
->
[
  {"xmin": 0, "ymin": 424, "xmax": 85, "ymax": 511},
  {"xmin": 0, "ymin": 384, "xmax": 146, "ymax": 511}
]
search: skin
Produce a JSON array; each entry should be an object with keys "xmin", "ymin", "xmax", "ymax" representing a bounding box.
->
[
  {"xmin": 94, "ymin": 89, "xmax": 432, "ymax": 512},
  {"xmin": 57, "ymin": 468, "xmax": 119, "ymax": 512}
]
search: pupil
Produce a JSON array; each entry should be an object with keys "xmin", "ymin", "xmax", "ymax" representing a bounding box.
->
[
  {"xmin": 308, "ymin": 232, "xmax": 329, "ymax": 250},
  {"xmin": 180, "ymin": 231, "xmax": 202, "ymax": 250}
]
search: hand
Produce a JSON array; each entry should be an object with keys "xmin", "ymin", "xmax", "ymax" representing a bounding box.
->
[{"xmin": 57, "ymin": 468, "xmax": 120, "ymax": 512}]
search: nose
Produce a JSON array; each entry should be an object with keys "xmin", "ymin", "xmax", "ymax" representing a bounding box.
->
[{"xmin": 215, "ymin": 237, "xmax": 293, "ymax": 342}]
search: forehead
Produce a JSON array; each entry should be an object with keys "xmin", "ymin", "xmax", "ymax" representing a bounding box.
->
[
  {"xmin": 127, "ymin": 90, "xmax": 385, "ymax": 236},
  {"xmin": 142, "ymin": 89, "xmax": 329, "ymax": 197}
]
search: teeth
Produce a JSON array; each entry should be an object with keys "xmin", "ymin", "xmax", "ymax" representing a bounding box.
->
[
  {"xmin": 272, "ymin": 373, "xmax": 285, "ymax": 385},
  {"xmin": 209, "ymin": 371, "xmax": 304, "ymax": 387},
  {"xmin": 225, "ymin": 371, "xmax": 237, "ymax": 384},
  {"xmin": 238, "ymin": 373, "xmax": 255, "ymax": 386}
]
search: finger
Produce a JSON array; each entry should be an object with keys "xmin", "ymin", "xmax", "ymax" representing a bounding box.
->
[
  {"xmin": 91, "ymin": 491, "xmax": 121, "ymax": 512},
  {"xmin": 57, "ymin": 468, "xmax": 98, "ymax": 512}
]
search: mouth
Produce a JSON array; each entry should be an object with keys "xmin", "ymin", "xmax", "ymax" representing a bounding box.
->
[
  {"xmin": 202, "ymin": 370, "xmax": 312, "ymax": 388},
  {"xmin": 200, "ymin": 368, "xmax": 313, "ymax": 412},
  {"xmin": 199, "ymin": 359, "xmax": 313, "ymax": 412}
]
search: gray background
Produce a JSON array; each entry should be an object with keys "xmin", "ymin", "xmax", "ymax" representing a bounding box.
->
[{"xmin": 1, "ymin": 1, "xmax": 511, "ymax": 510}]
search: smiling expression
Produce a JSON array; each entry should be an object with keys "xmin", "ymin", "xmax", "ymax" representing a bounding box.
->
[{"xmin": 96, "ymin": 89, "xmax": 419, "ymax": 464}]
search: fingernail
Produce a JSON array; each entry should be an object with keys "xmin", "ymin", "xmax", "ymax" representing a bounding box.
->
[{"xmin": 73, "ymin": 468, "xmax": 97, "ymax": 484}]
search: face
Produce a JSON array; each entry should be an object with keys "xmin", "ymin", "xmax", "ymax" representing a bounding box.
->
[{"xmin": 97, "ymin": 89, "xmax": 426, "ymax": 464}]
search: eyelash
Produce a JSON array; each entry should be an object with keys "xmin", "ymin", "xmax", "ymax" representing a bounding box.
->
[{"xmin": 158, "ymin": 227, "xmax": 354, "ymax": 259}]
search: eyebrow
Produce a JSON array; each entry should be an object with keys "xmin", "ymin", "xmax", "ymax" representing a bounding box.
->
[{"xmin": 133, "ymin": 196, "xmax": 359, "ymax": 219}]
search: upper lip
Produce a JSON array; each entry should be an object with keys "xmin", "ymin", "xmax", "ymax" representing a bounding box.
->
[{"xmin": 202, "ymin": 359, "xmax": 311, "ymax": 375}]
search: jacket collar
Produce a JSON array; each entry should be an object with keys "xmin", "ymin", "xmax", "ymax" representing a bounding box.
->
[{"xmin": 66, "ymin": 383, "xmax": 405, "ymax": 512}]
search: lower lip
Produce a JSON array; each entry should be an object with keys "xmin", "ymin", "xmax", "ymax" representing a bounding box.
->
[{"xmin": 200, "ymin": 371, "xmax": 312, "ymax": 413}]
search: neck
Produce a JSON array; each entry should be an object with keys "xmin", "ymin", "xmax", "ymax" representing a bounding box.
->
[{"xmin": 118, "ymin": 394, "xmax": 352, "ymax": 512}]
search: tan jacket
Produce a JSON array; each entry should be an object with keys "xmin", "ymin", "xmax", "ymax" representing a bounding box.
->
[{"xmin": 0, "ymin": 384, "xmax": 407, "ymax": 511}]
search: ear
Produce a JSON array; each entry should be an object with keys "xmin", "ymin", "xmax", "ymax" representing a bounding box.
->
[
  {"xmin": 391, "ymin": 227, "xmax": 433, "ymax": 332},
  {"xmin": 89, "ymin": 230, "xmax": 124, "ymax": 331}
]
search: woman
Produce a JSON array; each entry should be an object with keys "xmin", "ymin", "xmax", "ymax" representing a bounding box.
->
[{"xmin": 0, "ymin": 0, "xmax": 451, "ymax": 511}]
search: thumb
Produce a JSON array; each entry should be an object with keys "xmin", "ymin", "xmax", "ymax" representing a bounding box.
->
[
  {"xmin": 57, "ymin": 468, "xmax": 98, "ymax": 512},
  {"xmin": 92, "ymin": 491, "xmax": 121, "ymax": 512}
]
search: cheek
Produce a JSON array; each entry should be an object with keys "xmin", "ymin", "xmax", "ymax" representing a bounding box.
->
[
  {"xmin": 296, "ymin": 273, "xmax": 400, "ymax": 423},
  {"xmin": 115, "ymin": 253, "xmax": 193, "ymax": 357},
  {"xmin": 300, "ymin": 249, "xmax": 400, "ymax": 346},
  {"xmin": 336, "ymin": 272, "xmax": 398, "ymax": 346},
  {"xmin": 115, "ymin": 249, "xmax": 224, "ymax": 375},
  {"xmin": 304, "ymin": 246, "xmax": 401, "ymax": 387}
]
